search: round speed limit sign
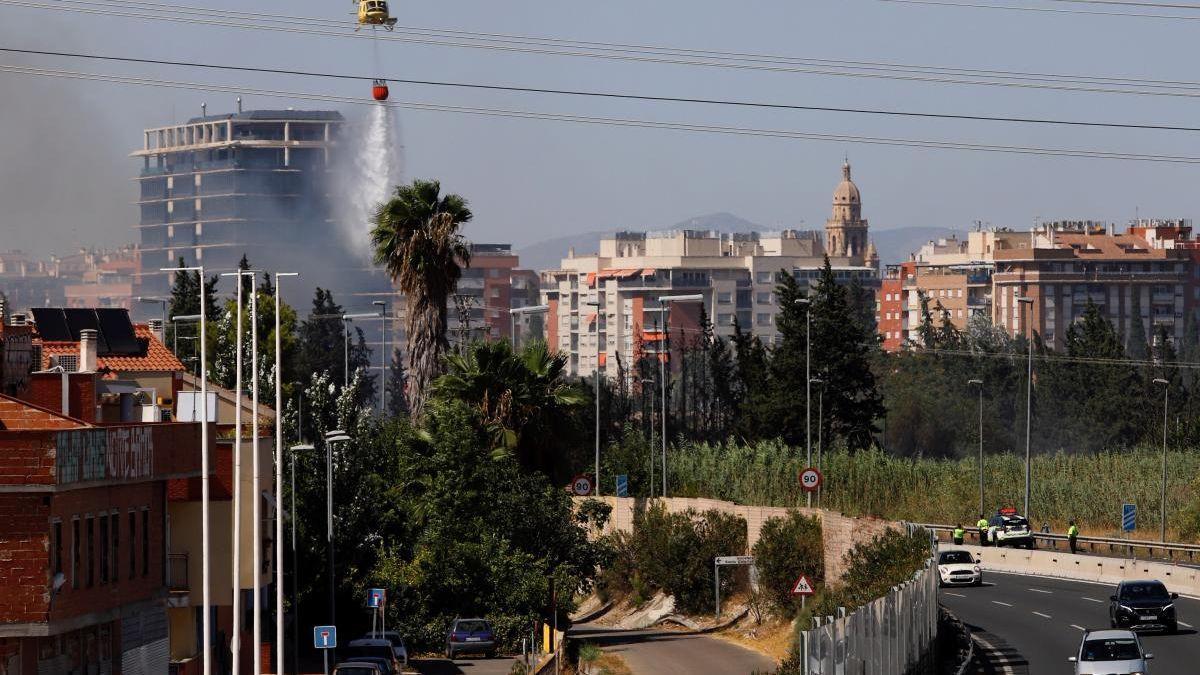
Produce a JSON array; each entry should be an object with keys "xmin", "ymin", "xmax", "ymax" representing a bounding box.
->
[
  {"xmin": 571, "ymin": 474, "xmax": 594, "ymax": 497},
  {"xmin": 799, "ymin": 467, "xmax": 822, "ymax": 493}
]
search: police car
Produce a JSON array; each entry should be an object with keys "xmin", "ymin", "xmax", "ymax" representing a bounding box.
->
[{"xmin": 984, "ymin": 508, "xmax": 1035, "ymax": 549}]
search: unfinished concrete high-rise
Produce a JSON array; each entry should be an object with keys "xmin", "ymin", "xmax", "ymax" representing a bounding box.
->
[{"xmin": 132, "ymin": 108, "xmax": 350, "ymax": 297}]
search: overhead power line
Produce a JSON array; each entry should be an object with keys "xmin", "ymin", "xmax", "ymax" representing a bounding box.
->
[
  {"xmin": 879, "ymin": 0, "xmax": 1200, "ymax": 19},
  {"xmin": 4, "ymin": 62, "xmax": 1200, "ymax": 164},
  {"xmin": 9, "ymin": 46, "xmax": 1200, "ymax": 133},
  {"xmin": 7, "ymin": 0, "xmax": 1200, "ymax": 97}
]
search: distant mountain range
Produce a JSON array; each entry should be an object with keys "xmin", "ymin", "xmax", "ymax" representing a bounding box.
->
[{"xmin": 515, "ymin": 212, "xmax": 961, "ymax": 271}]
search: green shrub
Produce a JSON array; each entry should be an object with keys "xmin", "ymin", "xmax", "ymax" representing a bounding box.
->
[
  {"xmin": 840, "ymin": 528, "xmax": 931, "ymax": 609},
  {"xmin": 609, "ymin": 504, "xmax": 748, "ymax": 614},
  {"xmin": 752, "ymin": 510, "xmax": 824, "ymax": 616}
]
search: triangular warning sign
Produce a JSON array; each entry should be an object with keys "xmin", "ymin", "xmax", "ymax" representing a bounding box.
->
[{"xmin": 791, "ymin": 574, "xmax": 815, "ymax": 596}]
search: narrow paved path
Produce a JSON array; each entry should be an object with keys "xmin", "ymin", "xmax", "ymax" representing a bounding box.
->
[
  {"xmin": 941, "ymin": 571, "xmax": 1200, "ymax": 674},
  {"xmin": 571, "ymin": 623, "xmax": 777, "ymax": 674}
]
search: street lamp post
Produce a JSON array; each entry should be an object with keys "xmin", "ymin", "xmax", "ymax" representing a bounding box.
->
[
  {"xmin": 795, "ymin": 298, "xmax": 813, "ymax": 507},
  {"xmin": 372, "ymin": 301, "xmax": 388, "ymax": 415},
  {"xmin": 639, "ymin": 378, "xmax": 655, "ymax": 497},
  {"xmin": 508, "ymin": 304, "xmax": 550, "ymax": 349},
  {"xmin": 585, "ymin": 300, "xmax": 601, "ymax": 496},
  {"xmin": 1016, "ymin": 296, "xmax": 1035, "ymax": 517},
  {"xmin": 1154, "ymin": 378, "xmax": 1170, "ymax": 542},
  {"xmin": 323, "ymin": 430, "xmax": 350, "ymax": 636},
  {"xmin": 968, "ymin": 379, "xmax": 984, "ymax": 516},
  {"xmin": 656, "ymin": 294, "xmax": 703, "ymax": 498},
  {"xmin": 170, "ymin": 314, "xmax": 201, "ymax": 359},
  {"xmin": 287, "ymin": 444, "xmax": 314, "ymax": 675},
  {"xmin": 341, "ymin": 313, "xmax": 383, "ymax": 389},
  {"xmin": 274, "ymin": 273, "xmax": 297, "ymax": 675},
  {"xmin": 161, "ymin": 266, "xmax": 211, "ymax": 675},
  {"xmin": 809, "ymin": 377, "xmax": 824, "ymax": 508}
]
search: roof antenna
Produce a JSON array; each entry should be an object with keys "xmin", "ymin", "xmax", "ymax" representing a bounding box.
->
[
  {"xmin": 237, "ymin": 96, "xmax": 243, "ymax": 114},
  {"xmin": 201, "ymin": 102, "xmax": 207, "ymax": 118}
]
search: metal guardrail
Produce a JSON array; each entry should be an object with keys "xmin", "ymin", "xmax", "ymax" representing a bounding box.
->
[{"xmin": 915, "ymin": 522, "xmax": 1200, "ymax": 560}]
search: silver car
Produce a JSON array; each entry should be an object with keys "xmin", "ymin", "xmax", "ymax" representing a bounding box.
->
[{"xmin": 1069, "ymin": 629, "xmax": 1153, "ymax": 675}]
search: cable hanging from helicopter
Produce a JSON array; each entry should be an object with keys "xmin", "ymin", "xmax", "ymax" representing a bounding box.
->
[{"xmin": 355, "ymin": 0, "xmax": 395, "ymax": 100}]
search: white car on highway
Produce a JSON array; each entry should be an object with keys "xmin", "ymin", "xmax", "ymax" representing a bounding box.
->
[
  {"xmin": 937, "ymin": 549, "xmax": 982, "ymax": 587},
  {"xmin": 1069, "ymin": 629, "xmax": 1153, "ymax": 675}
]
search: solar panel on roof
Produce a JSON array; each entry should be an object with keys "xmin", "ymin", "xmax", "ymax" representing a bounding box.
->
[
  {"xmin": 30, "ymin": 308, "xmax": 71, "ymax": 341},
  {"xmin": 97, "ymin": 308, "xmax": 141, "ymax": 355},
  {"xmin": 62, "ymin": 308, "xmax": 109, "ymax": 353}
]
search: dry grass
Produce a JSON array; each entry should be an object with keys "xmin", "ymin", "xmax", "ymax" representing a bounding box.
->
[{"xmin": 712, "ymin": 614, "xmax": 793, "ymax": 664}]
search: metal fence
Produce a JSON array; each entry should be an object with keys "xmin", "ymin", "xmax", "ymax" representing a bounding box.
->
[
  {"xmin": 915, "ymin": 522, "xmax": 1200, "ymax": 560},
  {"xmin": 798, "ymin": 531, "xmax": 939, "ymax": 675}
]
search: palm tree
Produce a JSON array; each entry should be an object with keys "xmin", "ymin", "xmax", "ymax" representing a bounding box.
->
[
  {"xmin": 433, "ymin": 340, "xmax": 586, "ymax": 471},
  {"xmin": 371, "ymin": 179, "xmax": 473, "ymax": 418}
]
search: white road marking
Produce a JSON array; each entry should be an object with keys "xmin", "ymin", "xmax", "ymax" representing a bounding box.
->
[
  {"xmin": 944, "ymin": 592, "xmax": 967, "ymax": 598},
  {"xmin": 1028, "ymin": 588, "xmax": 1052, "ymax": 594},
  {"xmin": 1032, "ymin": 611, "xmax": 1052, "ymax": 619},
  {"xmin": 1070, "ymin": 624, "xmax": 1086, "ymax": 631},
  {"xmin": 992, "ymin": 600, "xmax": 1013, "ymax": 607},
  {"xmin": 972, "ymin": 634, "xmax": 1020, "ymax": 675},
  {"xmin": 1180, "ymin": 621, "xmax": 1193, "ymax": 628},
  {"xmin": 1082, "ymin": 597, "xmax": 1103, "ymax": 603}
]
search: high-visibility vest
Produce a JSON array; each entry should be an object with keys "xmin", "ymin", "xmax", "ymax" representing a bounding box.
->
[
  {"xmin": 953, "ymin": 527, "xmax": 965, "ymax": 539},
  {"xmin": 977, "ymin": 519, "xmax": 989, "ymax": 529},
  {"xmin": 1068, "ymin": 525, "xmax": 1079, "ymax": 537}
]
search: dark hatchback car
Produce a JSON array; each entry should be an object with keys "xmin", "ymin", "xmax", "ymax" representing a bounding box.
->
[
  {"xmin": 1110, "ymin": 580, "xmax": 1180, "ymax": 633},
  {"xmin": 446, "ymin": 618, "xmax": 497, "ymax": 659}
]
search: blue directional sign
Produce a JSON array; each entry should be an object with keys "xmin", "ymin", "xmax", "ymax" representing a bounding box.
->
[
  {"xmin": 314, "ymin": 625, "xmax": 337, "ymax": 649},
  {"xmin": 368, "ymin": 588, "xmax": 386, "ymax": 608},
  {"xmin": 1122, "ymin": 503, "xmax": 1136, "ymax": 533},
  {"xmin": 615, "ymin": 475, "xmax": 629, "ymax": 498}
]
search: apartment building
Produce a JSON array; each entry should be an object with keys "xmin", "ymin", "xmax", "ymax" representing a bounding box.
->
[
  {"xmin": 994, "ymin": 220, "xmax": 1193, "ymax": 350},
  {"xmin": 0, "ymin": 392, "xmax": 203, "ymax": 675},
  {"xmin": 0, "ymin": 247, "xmax": 141, "ymax": 312},
  {"xmin": 541, "ymin": 162, "xmax": 880, "ymax": 377}
]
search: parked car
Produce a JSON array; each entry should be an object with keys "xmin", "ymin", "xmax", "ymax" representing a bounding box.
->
[
  {"xmin": 936, "ymin": 549, "xmax": 982, "ymax": 587},
  {"xmin": 342, "ymin": 638, "xmax": 399, "ymax": 671},
  {"xmin": 367, "ymin": 631, "xmax": 408, "ymax": 666},
  {"xmin": 332, "ymin": 662, "xmax": 387, "ymax": 675},
  {"xmin": 446, "ymin": 618, "xmax": 497, "ymax": 659},
  {"xmin": 348, "ymin": 657, "xmax": 394, "ymax": 675},
  {"xmin": 1069, "ymin": 629, "xmax": 1153, "ymax": 675},
  {"xmin": 1110, "ymin": 579, "xmax": 1179, "ymax": 633}
]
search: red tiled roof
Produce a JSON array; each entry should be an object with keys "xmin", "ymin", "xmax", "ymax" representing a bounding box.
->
[{"xmin": 37, "ymin": 324, "xmax": 185, "ymax": 373}]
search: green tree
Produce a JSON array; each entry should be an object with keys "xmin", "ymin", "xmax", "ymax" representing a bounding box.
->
[
  {"xmin": 432, "ymin": 340, "xmax": 587, "ymax": 475},
  {"xmin": 769, "ymin": 271, "xmax": 810, "ymax": 446},
  {"xmin": 751, "ymin": 511, "xmax": 823, "ymax": 615},
  {"xmin": 371, "ymin": 179, "xmax": 474, "ymax": 418},
  {"xmin": 385, "ymin": 347, "xmax": 409, "ymax": 418},
  {"xmin": 810, "ymin": 257, "xmax": 885, "ymax": 449},
  {"xmin": 731, "ymin": 319, "xmax": 772, "ymax": 440}
]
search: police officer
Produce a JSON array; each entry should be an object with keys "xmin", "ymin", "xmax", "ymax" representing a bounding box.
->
[
  {"xmin": 1068, "ymin": 520, "xmax": 1080, "ymax": 554},
  {"xmin": 953, "ymin": 523, "xmax": 966, "ymax": 545},
  {"xmin": 977, "ymin": 514, "xmax": 990, "ymax": 546}
]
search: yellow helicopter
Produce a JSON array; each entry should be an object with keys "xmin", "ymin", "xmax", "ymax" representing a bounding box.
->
[{"xmin": 355, "ymin": 0, "xmax": 397, "ymax": 30}]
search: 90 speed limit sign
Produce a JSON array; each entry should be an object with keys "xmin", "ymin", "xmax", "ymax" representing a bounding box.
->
[
  {"xmin": 799, "ymin": 467, "xmax": 822, "ymax": 493},
  {"xmin": 571, "ymin": 474, "xmax": 594, "ymax": 497}
]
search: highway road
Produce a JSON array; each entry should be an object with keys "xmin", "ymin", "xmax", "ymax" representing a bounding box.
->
[
  {"xmin": 571, "ymin": 623, "xmax": 777, "ymax": 674},
  {"xmin": 941, "ymin": 571, "xmax": 1200, "ymax": 674}
]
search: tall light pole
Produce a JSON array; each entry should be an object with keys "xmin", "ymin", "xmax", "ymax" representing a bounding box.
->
[
  {"xmin": 1016, "ymin": 296, "xmax": 1035, "ymax": 517},
  {"xmin": 508, "ymin": 304, "xmax": 550, "ymax": 349},
  {"xmin": 249, "ymin": 276, "xmax": 263, "ymax": 675},
  {"xmin": 795, "ymin": 297, "xmax": 813, "ymax": 507},
  {"xmin": 656, "ymin": 294, "xmax": 703, "ymax": 497},
  {"xmin": 1154, "ymin": 378, "xmax": 1170, "ymax": 542},
  {"xmin": 162, "ymin": 266, "xmax": 211, "ymax": 675},
  {"xmin": 809, "ymin": 377, "xmax": 824, "ymax": 508},
  {"xmin": 137, "ymin": 296, "xmax": 168, "ymax": 342},
  {"xmin": 274, "ymin": 273, "xmax": 297, "ymax": 675},
  {"xmin": 968, "ymin": 379, "xmax": 984, "ymax": 516},
  {"xmin": 288, "ymin": 444, "xmax": 314, "ymax": 675},
  {"xmin": 372, "ymin": 301, "xmax": 388, "ymax": 415},
  {"xmin": 586, "ymin": 300, "xmax": 602, "ymax": 495},
  {"xmin": 170, "ymin": 314, "xmax": 201, "ymax": 359},
  {"xmin": 323, "ymin": 430, "xmax": 350, "ymax": 636},
  {"xmin": 218, "ymin": 270, "xmax": 250, "ymax": 675},
  {"xmin": 640, "ymin": 378, "xmax": 655, "ymax": 497}
]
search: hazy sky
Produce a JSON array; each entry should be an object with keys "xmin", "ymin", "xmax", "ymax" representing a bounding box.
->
[{"xmin": 2, "ymin": 0, "xmax": 1199, "ymax": 258}]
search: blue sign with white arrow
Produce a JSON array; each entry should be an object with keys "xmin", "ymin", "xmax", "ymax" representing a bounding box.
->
[
  {"xmin": 615, "ymin": 474, "xmax": 629, "ymax": 498},
  {"xmin": 314, "ymin": 625, "xmax": 337, "ymax": 649},
  {"xmin": 1122, "ymin": 503, "xmax": 1136, "ymax": 533}
]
